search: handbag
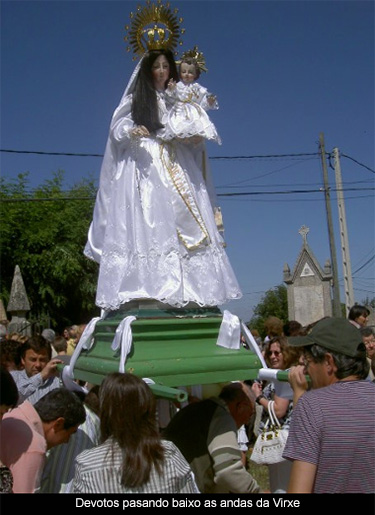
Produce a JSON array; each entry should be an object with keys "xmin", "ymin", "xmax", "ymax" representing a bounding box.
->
[{"xmin": 250, "ymin": 400, "xmax": 288, "ymax": 465}]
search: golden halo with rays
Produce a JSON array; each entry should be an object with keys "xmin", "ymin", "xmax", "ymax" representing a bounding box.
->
[
  {"xmin": 124, "ymin": 0, "xmax": 185, "ymax": 60},
  {"xmin": 176, "ymin": 46, "xmax": 208, "ymax": 73}
]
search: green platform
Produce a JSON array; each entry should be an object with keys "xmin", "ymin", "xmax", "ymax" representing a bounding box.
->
[{"xmin": 68, "ymin": 301, "xmax": 262, "ymax": 401}]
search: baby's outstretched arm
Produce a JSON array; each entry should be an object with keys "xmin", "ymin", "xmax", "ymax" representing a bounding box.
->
[
  {"xmin": 207, "ymin": 94, "xmax": 217, "ymax": 107},
  {"xmin": 167, "ymin": 79, "xmax": 177, "ymax": 91}
]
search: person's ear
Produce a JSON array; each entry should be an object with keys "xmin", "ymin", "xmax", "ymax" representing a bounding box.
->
[
  {"xmin": 51, "ymin": 417, "xmax": 65, "ymax": 433},
  {"xmin": 43, "ymin": 417, "xmax": 65, "ymax": 444},
  {"xmin": 325, "ymin": 353, "xmax": 337, "ymax": 373}
]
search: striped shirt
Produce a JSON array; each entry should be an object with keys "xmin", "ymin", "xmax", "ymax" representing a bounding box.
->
[
  {"xmin": 39, "ymin": 406, "xmax": 100, "ymax": 493},
  {"xmin": 163, "ymin": 397, "xmax": 261, "ymax": 493},
  {"xmin": 11, "ymin": 369, "xmax": 61, "ymax": 405},
  {"xmin": 283, "ymin": 380, "xmax": 375, "ymax": 493},
  {"xmin": 73, "ymin": 438, "xmax": 200, "ymax": 494}
]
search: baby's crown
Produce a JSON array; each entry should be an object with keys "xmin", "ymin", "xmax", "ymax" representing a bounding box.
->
[{"xmin": 177, "ymin": 46, "xmax": 208, "ymax": 74}]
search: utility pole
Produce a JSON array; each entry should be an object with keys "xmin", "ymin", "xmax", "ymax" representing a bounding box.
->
[
  {"xmin": 319, "ymin": 133, "xmax": 342, "ymax": 317},
  {"xmin": 333, "ymin": 147, "xmax": 354, "ymax": 315}
]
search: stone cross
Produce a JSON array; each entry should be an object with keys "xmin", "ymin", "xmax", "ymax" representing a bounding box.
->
[{"xmin": 299, "ymin": 225, "xmax": 309, "ymax": 244}]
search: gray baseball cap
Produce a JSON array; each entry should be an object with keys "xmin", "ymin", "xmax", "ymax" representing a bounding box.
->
[{"xmin": 288, "ymin": 317, "xmax": 365, "ymax": 357}]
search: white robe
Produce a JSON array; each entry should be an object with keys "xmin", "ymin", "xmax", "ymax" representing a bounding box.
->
[
  {"xmin": 164, "ymin": 82, "xmax": 221, "ymax": 144},
  {"xmin": 84, "ymin": 91, "xmax": 241, "ymax": 310}
]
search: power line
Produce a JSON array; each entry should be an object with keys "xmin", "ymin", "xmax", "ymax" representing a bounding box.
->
[
  {"xmin": 0, "ymin": 148, "xmax": 323, "ymax": 160},
  {"xmin": 217, "ymin": 178, "xmax": 373, "ymax": 189},
  {"xmin": 1, "ymin": 186, "xmax": 373, "ymax": 203},
  {"xmin": 352, "ymin": 255, "xmax": 375, "ymax": 275},
  {"xmin": 212, "ymin": 153, "xmax": 320, "ymax": 160},
  {"xmin": 227, "ymin": 194, "xmax": 374, "ymax": 203},
  {"xmin": 340, "ymin": 154, "xmax": 375, "ymax": 174},
  {"xmin": 2, "ymin": 147, "xmax": 373, "ymax": 174},
  {"xmin": 0, "ymin": 149, "xmax": 104, "ymax": 158},
  {"xmin": 351, "ymin": 247, "xmax": 375, "ymax": 269},
  {"xmin": 218, "ymin": 187, "xmax": 374, "ymax": 197},
  {"xmin": 0, "ymin": 197, "xmax": 93, "ymax": 203},
  {"xmin": 353, "ymin": 287, "xmax": 375, "ymax": 295}
]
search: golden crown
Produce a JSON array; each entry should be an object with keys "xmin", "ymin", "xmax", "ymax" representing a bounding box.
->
[
  {"xmin": 124, "ymin": 0, "xmax": 185, "ymax": 60},
  {"xmin": 177, "ymin": 46, "xmax": 208, "ymax": 73}
]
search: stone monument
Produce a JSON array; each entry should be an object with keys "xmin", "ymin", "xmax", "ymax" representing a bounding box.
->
[
  {"xmin": 7, "ymin": 265, "xmax": 31, "ymax": 336},
  {"xmin": 283, "ymin": 226, "xmax": 333, "ymax": 327}
]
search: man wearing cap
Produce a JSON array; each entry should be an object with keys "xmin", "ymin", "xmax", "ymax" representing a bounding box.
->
[{"xmin": 283, "ymin": 317, "xmax": 375, "ymax": 493}]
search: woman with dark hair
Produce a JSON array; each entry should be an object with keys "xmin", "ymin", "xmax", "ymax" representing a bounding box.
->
[
  {"xmin": 131, "ymin": 49, "xmax": 178, "ymax": 132},
  {"xmin": 73, "ymin": 373, "xmax": 199, "ymax": 493},
  {"xmin": 251, "ymin": 337, "xmax": 300, "ymax": 493},
  {"xmin": 84, "ymin": 46, "xmax": 241, "ymax": 312},
  {"xmin": 348, "ymin": 304, "xmax": 370, "ymax": 328}
]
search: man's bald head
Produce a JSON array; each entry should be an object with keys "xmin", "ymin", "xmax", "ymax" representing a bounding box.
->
[{"xmin": 219, "ymin": 382, "xmax": 255, "ymax": 428}]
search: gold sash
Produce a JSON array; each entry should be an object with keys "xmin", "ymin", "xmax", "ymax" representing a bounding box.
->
[{"xmin": 160, "ymin": 142, "xmax": 210, "ymax": 250}]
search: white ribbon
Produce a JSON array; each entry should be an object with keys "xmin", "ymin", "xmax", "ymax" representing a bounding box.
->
[
  {"xmin": 216, "ymin": 310, "xmax": 241, "ymax": 350},
  {"xmin": 62, "ymin": 315, "xmax": 104, "ymax": 389},
  {"xmin": 143, "ymin": 377, "xmax": 156, "ymax": 385},
  {"xmin": 241, "ymin": 321, "xmax": 268, "ymax": 369},
  {"xmin": 61, "ymin": 367, "xmax": 89, "ymax": 394},
  {"xmin": 111, "ymin": 316, "xmax": 137, "ymax": 373}
]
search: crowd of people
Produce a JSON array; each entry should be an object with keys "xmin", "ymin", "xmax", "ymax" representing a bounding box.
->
[
  {"xmin": 245, "ymin": 309, "xmax": 375, "ymax": 493},
  {"xmin": 0, "ymin": 304, "xmax": 374, "ymax": 494},
  {"xmin": 0, "ymin": 324, "xmax": 86, "ymax": 372}
]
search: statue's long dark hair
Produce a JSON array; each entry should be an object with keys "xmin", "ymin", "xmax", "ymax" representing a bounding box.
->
[
  {"xmin": 100, "ymin": 372, "xmax": 165, "ymax": 488},
  {"xmin": 131, "ymin": 49, "xmax": 178, "ymax": 133}
]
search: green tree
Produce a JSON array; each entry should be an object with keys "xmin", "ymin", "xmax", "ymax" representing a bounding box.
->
[
  {"xmin": 249, "ymin": 284, "xmax": 288, "ymax": 339},
  {"xmin": 0, "ymin": 171, "xmax": 100, "ymax": 330}
]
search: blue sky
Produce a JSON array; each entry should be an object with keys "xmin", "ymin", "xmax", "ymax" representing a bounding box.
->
[{"xmin": 1, "ymin": 0, "xmax": 374, "ymax": 323}]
